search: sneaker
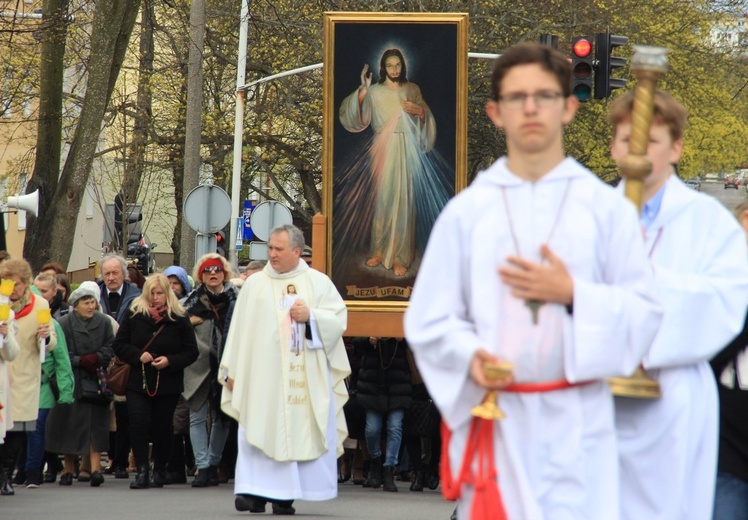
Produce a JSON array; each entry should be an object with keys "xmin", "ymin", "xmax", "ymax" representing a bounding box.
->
[{"xmin": 25, "ymin": 470, "xmax": 42, "ymax": 488}]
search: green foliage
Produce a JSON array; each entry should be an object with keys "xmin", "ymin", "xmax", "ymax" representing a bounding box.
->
[{"xmin": 5, "ymin": 0, "xmax": 748, "ymax": 241}]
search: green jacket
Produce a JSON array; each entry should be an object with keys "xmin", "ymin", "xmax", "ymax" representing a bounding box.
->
[{"xmin": 40, "ymin": 319, "xmax": 74, "ymax": 408}]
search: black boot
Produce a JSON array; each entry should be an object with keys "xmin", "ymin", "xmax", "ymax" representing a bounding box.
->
[
  {"xmin": 191, "ymin": 467, "xmax": 209, "ymax": 487},
  {"xmin": 0, "ymin": 474, "xmax": 13, "ymax": 496},
  {"xmin": 425, "ymin": 466, "xmax": 440, "ymax": 490},
  {"xmin": 382, "ymin": 465, "xmax": 398, "ymax": 492},
  {"xmin": 130, "ymin": 465, "xmax": 150, "ymax": 489},
  {"xmin": 206, "ymin": 465, "xmax": 219, "ymax": 486},
  {"xmin": 12, "ymin": 468, "xmax": 26, "ymax": 486},
  {"xmin": 409, "ymin": 469, "xmax": 424, "ymax": 492},
  {"xmin": 368, "ymin": 457, "xmax": 382, "ymax": 489},
  {"xmin": 0, "ymin": 432, "xmax": 23, "ymax": 495},
  {"xmin": 151, "ymin": 467, "xmax": 167, "ymax": 488}
]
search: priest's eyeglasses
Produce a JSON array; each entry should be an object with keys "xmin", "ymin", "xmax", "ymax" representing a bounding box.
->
[
  {"xmin": 499, "ymin": 90, "xmax": 564, "ymax": 110},
  {"xmin": 202, "ymin": 266, "xmax": 223, "ymax": 274}
]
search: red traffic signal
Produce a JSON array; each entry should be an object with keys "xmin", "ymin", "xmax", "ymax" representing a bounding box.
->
[{"xmin": 572, "ymin": 38, "xmax": 592, "ymax": 58}]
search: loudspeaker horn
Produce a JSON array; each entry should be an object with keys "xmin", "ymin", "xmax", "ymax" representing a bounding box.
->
[{"xmin": 7, "ymin": 189, "xmax": 39, "ymax": 218}]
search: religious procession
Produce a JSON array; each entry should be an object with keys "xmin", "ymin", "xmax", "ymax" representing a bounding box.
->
[{"xmin": 0, "ymin": 15, "xmax": 748, "ymax": 520}]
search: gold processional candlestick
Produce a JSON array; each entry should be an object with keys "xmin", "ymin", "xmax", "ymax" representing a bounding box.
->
[
  {"xmin": 471, "ymin": 361, "xmax": 514, "ymax": 420},
  {"xmin": 607, "ymin": 45, "xmax": 669, "ymax": 400}
]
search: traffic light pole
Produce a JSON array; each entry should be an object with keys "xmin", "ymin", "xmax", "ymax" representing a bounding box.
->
[{"xmin": 228, "ymin": 0, "xmax": 250, "ymax": 268}]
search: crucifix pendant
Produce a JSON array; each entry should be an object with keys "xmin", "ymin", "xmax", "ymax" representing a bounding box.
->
[{"xmin": 525, "ymin": 299, "xmax": 543, "ymax": 325}]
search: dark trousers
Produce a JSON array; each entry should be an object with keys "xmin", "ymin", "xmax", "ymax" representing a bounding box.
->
[
  {"xmin": 0, "ymin": 432, "xmax": 26, "ymax": 480},
  {"xmin": 126, "ymin": 391, "xmax": 179, "ymax": 469},
  {"xmin": 113, "ymin": 400, "xmax": 130, "ymax": 469}
]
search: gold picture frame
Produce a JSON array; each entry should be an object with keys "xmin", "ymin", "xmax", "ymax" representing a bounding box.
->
[{"xmin": 322, "ymin": 11, "xmax": 468, "ymax": 315}]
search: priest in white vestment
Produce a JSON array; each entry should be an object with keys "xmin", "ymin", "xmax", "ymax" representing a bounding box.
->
[
  {"xmin": 219, "ymin": 225, "xmax": 350, "ymax": 515},
  {"xmin": 405, "ymin": 43, "xmax": 664, "ymax": 520},
  {"xmin": 609, "ymin": 91, "xmax": 748, "ymax": 520}
]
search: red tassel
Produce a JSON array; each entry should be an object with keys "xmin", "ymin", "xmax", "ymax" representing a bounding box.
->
[{"xmin": 441, "ymin": 418, "xmax": 507, "ymax": 520}]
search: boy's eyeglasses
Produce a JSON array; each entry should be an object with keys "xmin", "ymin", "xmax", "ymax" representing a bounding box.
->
[
  {"xmin": 499, "ymin": 91, "xmax": 564, "ymax": 111},
  {"xmin": 202, "ymin": 266, "xmax": 223, "ymax": 274}
]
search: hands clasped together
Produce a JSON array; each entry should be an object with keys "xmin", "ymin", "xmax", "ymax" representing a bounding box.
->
[{"xmin": 469, "ymin": 245, "xmax": 574, "ymax": 390}]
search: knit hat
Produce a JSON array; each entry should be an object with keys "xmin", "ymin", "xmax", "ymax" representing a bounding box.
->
[{"xmin": 68, "ymin": 284, "xmax": 99, "ymax": 307}]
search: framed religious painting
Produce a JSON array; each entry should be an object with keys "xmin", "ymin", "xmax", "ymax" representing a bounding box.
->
[{"xmin": 322, "ymin": 12, "xmax": 468, "ymax": 314}]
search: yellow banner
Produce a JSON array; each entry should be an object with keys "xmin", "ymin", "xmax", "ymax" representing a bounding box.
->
[{"xmin": 346, "ymin": 285, "xmax": 412, "ymax": 299}]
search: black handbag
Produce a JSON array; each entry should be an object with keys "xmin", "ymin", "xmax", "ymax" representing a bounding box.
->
[
  {"xmin": 48, "ymin": 375, "xmax": 60, "ymax": 401},
  {"xmin": 403, "ymin": 399, "xmax": 439, "ymax": 438},
  {"xmin": 343, "ymin": 383, "xmax": 366, "ymax": 440},
  {"xmin": 41, "ymin": 368, "xmax": 59, "ymax": 401},
  {"xmin": 79, "ymin": 376, "xmax": 111, "ymax": 405}
]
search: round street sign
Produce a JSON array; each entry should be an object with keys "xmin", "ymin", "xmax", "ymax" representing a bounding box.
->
[
  {"xmin": 249, "ymin": 201, "xmax": 293, "ymax": 242},
  {"xmin": 183, "ymin": 185, "xmax": 232, "ymax": 233}
]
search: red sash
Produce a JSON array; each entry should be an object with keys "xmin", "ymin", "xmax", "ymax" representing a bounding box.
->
[{"xmin": 440, "ymin": 379, "xmax": 593, "ymax": 519}]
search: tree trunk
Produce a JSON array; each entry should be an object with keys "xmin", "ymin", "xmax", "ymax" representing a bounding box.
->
[
  {"xmin": 27, "ymin": 0, "xmax": 69, "ymax": 225},
  {"xmin": 180, "ymin": 0, "xmax": 206, "ymax": 268},
  {"xmin": 23, "ymin": 0, "xmax": 142, "ymax": 272},
  {"xmin": 122, "ymin": 0, "xmax": 154, "ymax": 205}
]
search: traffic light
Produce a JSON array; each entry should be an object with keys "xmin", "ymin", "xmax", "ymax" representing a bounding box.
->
[
  {"xmin": 538, "ymin": 33, "xmax": 559, "ymax": 50},
  {"xmin": 216, "ymin": 230, "xmax": 226, "ymax": 257},
  {"xmin": 594, "ymin": 32, "xmax": 629, "ymax": 100},
  {"xmin": 113, "ymin": 190, "xmax": 142, "ymax": 248},
  {"xmin": 571, "ymin": 37, "xmax": 594, "ymax": 102}
]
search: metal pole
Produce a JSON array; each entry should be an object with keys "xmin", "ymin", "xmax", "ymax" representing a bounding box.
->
[{"xmin": 228, "ymin": 0, "xmax": 250, "ymax": 268}]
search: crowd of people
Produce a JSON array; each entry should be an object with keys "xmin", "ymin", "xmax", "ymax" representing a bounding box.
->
[
  {"xmin": 1, "ymin": 41, "xmax": 748, "ymax": 520},
  {"xmin": 0, "ymin": 225, "xmax": 440, "ymax": 517}
]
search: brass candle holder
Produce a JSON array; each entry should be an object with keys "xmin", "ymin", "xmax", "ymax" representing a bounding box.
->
[
  {"xmin": 607, "ymin": 45, "xmax": 669, "ymax": 400},
  {"xmin": 471, "ymin": 360, "xmax": 514, "ymax": 420}
]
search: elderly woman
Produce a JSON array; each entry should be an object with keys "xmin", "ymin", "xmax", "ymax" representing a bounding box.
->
[
  {"xmin": 113, "ymin": 274, "xmax": 198, "ymax": 489},
  {"xmin": 0, "ymin": 259, "xmax": 56, "ymax": 496},
  {"xmin": 11, "ymin": 274, "xmax": 75, "ymax": 488},
  {"xmin": 0, "ymin": 305, "xmax": 20, "ymax": 477},
  {"xmin": 182, "ymin": 253, "xmax": 238, "ymax": 487},
  {"xmin": 45, "ymin": 284, "xmax": 114, "ymax": 488}
]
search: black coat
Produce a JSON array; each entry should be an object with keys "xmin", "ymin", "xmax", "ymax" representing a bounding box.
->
[
  {"xmin": 113, "ymin": 310, "xmax": 199, "ymax": 397},
  {"xmin": 355, "ymin": 337, "xmax": 412, "ymax": 413}
]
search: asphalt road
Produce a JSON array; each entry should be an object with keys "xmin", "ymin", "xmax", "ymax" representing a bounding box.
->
[
  {"xmin": 0, "ymin": 475, "xmax": 455, "ymax": 520},
  {"xmin": 700, "ymin": 179, "xmax": 746, "ymax": 210}
]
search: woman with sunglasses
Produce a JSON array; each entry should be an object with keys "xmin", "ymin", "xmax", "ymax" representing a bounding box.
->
[{"xmin": 182, "ymin": 254, "xmax": 238, "ymax": 488}]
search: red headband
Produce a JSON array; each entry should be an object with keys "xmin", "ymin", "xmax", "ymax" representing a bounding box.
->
[{"xmin": 199, "ymin": 258, "xmax": 224, "ymax": 276}]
